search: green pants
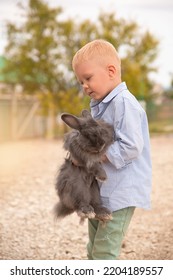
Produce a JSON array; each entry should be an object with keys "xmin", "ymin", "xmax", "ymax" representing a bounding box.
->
[{"xmin": 87, "ymin": 207, "xmax": 135, "ymax": 260}]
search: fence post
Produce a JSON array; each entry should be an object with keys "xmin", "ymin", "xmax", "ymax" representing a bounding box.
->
[
  {"xmin": 11, "ymin": 91, "xmax": 18, "ymax": 140},
  {"xmin": 46, "ymin": 101, "xmax": 56, "ymax": 139},
  {"xmin": 16, "ymin": 101, "xmax": 40, "ymax": 139}
]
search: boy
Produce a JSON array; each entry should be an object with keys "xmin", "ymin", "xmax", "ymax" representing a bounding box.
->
[{"xmin": 72, "ymin": 39, "xmax": 152, "ymax": 260}]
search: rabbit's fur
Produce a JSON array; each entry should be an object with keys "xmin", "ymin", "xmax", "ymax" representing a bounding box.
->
[{"xmin": 54, "ymin": 110, "xmax": 114, "ymax": 222}]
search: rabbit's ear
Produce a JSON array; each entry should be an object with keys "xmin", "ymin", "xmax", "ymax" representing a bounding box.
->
[
  {"xmin": 81, "ymin": 109, "xmax": 92, "ymax": 118},
  {"xmin": 61, "ymin": 113, "xmax": 84, "ymax": 130}
]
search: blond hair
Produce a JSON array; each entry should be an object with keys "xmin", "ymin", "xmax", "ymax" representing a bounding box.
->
[{"xmin": 72, "ymin": 39, "xmax": 121, "ymax": 74}]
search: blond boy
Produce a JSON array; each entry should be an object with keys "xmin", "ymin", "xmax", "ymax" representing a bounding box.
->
[{"xmin": 72, "ymin": 39, "xmax": 152, "ymax": 260}]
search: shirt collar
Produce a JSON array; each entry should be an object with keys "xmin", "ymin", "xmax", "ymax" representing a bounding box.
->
[
  {"xmin": 90, "ymin": 82, "xmax": 127, "ymax": 108},
  {"xmin": 102, "ymin": 82, "xmax": 127, "ymax": 103}
]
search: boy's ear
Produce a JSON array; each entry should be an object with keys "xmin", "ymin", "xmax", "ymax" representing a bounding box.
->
[{"xmin": 107, "ymin": 64, "xmax": 116, "ymax": 78}]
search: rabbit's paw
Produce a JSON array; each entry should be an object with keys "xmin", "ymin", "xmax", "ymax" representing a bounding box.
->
[
  {"xmin": 95, "ymin": 213, "xmax": 113, "ymax": 222},
  {"xmin": 95, "ymin": 174, "xmax": 107, "ymax": 182},
  {"xmin": 94, "ymin": 213, "xmax": 113, "ymax": 227},
  {"xmin": 77, "ymin": 205, "xmax": 96, "ymax": 219},
  {"xmin": 77, "ymin": 210, "xmax": 96, "ymax": 219},
  {"xmin": 95, "ymin": 168, "xmax": 107, "ymax": 182}
]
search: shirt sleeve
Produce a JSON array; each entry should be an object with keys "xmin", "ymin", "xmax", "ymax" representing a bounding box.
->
[{"xmin": 106, "ymin": 98, "xmax": 144, "ymax": 169}]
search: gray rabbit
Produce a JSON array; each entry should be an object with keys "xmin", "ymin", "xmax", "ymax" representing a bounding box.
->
[{"xmin": 54, "ymin": 110, "xmax": 114, "ymax": 223}]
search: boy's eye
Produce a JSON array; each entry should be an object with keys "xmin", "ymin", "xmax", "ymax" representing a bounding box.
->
[
  {"xmin": 79, "ymin": 75, "xmax": 92, "ymax": 85},
  {"xmin": 86, "ymin": 76, "xmax": 92, "ymax": 81}
]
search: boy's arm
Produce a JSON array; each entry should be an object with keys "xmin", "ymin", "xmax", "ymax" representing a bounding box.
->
[{"xmin": 105, "ymin": 100, "xmax": 144, "ymax": 169}]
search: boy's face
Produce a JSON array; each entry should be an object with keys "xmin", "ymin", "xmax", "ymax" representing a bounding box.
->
[{"xmin": 74, "ymin": 60, "xmax": 115, "ymax": 100}]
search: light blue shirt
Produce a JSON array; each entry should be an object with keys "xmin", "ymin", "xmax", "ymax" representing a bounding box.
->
[{"xmin": 90, "ymin": 82, "xmax": 152, "ymax": 212}]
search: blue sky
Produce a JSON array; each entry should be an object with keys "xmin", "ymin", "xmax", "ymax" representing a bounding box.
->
[{"xmin": 0, "ymin": 0, "xmax": 173, "ymax": 87}]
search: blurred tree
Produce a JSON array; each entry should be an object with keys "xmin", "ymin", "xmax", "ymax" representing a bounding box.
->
[
  {"xmin": 165, "ymin": 74, "xmax": 173, "ymax": 99},
  {"xmin": 61, "ymin": 12, "xmax": 159, "ymax": 101},
  {"xmin": 2, "ymin": 1, "xmax": 159, "ymax": 138},
  {"xmin": 4, "ymin": 0, "xmax": 63, "ymax": 92},
  {"xmin": 2, "ymin": 0, "xmax": 86, "ymax": 137}
]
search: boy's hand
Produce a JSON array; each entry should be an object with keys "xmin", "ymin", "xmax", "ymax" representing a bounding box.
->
[{"xmin": 101, "ymin": 154, "xmax": 109, "ymax": 163}]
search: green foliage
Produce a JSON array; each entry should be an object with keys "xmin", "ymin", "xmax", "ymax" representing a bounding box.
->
[
  {"xmin": 96, "ymin": 13, "xmax": 159, "ymax": 100},
  {"xmin": 3, "ymin": 0, "xmax": 65, "ymax": 96},
  {"xmin": 149, "ymin": 120, "xmax": 173, "ymax": 134},
  {"xmin": 2, "ymin": 0, "xmax": 159, "ymax": 114},
  {"xmin": 59, "ymin": 12, "xmax": 159, "ymax": 101},
  {"xmin": 164, "ymin": 75, "xmax": 173, "ymax": 99}
]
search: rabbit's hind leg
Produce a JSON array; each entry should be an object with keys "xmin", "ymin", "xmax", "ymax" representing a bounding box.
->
[
  {"xmin": 90, "ymin": 179, "xmax": 112, "ymax": 222},
  {"xmin": 94, "ymin": 207, "xmax": 112, "ymax": 222},
  {"xmin": 77, "ymin": 204, "xmax": 95, "ymax": 219},
  {"xmin": 75, "ymin": 176, "xmax": 96, "ymax": 220},
  {"xmin": 93, "ymin": 206, "xmax": 112, "ymax": 228}
]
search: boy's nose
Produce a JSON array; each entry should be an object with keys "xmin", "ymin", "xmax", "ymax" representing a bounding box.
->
[{"xmin": 82, "ymin": 82, "xmax": 89, "ymax": 91}]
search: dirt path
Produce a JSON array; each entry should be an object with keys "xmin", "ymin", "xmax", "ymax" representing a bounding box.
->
[{"xmin": 0, "ymin": 136, "xmax": 173, "ymax": 260}]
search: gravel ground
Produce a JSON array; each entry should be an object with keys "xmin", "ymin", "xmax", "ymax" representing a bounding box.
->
[{"xmin": 0, "ymin": 136, "xmax": 173, "ymax": 260}]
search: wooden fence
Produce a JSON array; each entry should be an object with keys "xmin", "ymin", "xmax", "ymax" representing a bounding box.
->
[
  {"xmin": 0, "ymin": 93, "xmax": 47, "ymax": 142},
  {"xmin": 1, "ymin": 93, "xmax": 173, "ymax": 142}
]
